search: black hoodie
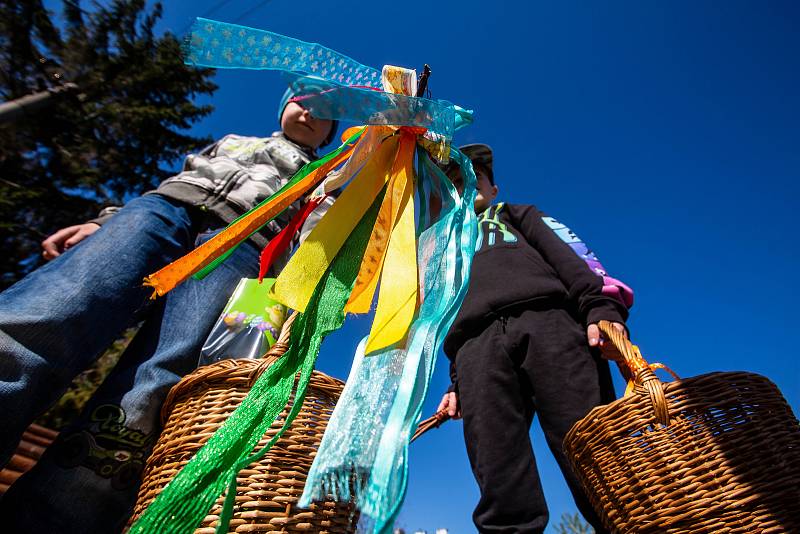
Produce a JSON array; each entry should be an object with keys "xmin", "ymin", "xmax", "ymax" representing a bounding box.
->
[{"xmin": 443, "ymin": 202, "xmax": 628, "ymax": 358}]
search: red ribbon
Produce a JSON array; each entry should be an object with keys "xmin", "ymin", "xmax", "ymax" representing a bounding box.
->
[{"xmin": 258, "ymin": 196, "xmax": 327, "ymax": 282}]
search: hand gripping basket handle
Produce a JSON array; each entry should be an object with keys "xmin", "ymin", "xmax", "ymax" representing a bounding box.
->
[
  {"xmin": 597, "ymin": 320, "xmax": 670, "ymax": 426},
  {"xmin": 413, "ymin": 322, "xmax": 674, "ymax": 439},
  {"xmin": 411, "ymin": 409, "xmax": 450, "ymax": 443}
]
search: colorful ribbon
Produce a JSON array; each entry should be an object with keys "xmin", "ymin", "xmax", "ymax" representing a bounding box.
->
[
  {"xmin": 130, "ymin": 188, "xmax": 386, "ymax": 534},
  {"xmin": 257, "ymin": 195, "xmax": 326, "ymax": 282},
  {"xmin": 272, "ymin": 65, "xmax": 427, "ymax": 354},
  {"xmin": 137, "ymin": 25, "xmax": 483, "ymax": 533},
  {"xmin": 143, "ymin": 127, "xmax": 362, "ymax": 296},
  {"xmin": 362, "ymin": 131, "xmax": 418, "ymax": 353},
  {"xmin": 270, "ymin": 132, "xmax": 400, "ymax": 313},
  {"xmin": 182, "ymin": 18, "xmax": 458, "ymax": 139},
  {"xmin": 284, "ymin": 73, "xmax": 458, "ymax": 139},
  {"xmin": 271, "ymin": 129, "xmax": 419, "ymax": 354},
  {"xmin": 184, "ymin": 18, "xmax": 382, "ymax": 88},
  {"xmin": 298, "ymin": 147, "xmax": 479, "ymax": 533}
]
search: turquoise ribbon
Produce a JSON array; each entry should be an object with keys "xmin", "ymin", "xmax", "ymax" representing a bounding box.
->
[
  {"xmin": 184, "ymin": 18, "xmax": 381, "ymax": 88},
  {"xmin": 285, "ymin": 74, "xmax": 458, "ymax": 139},
  {"xmin": 298, "ymin": 147, "xmax": 478, "ymax": 533},
  {"xmin": 183, "ymin": 18, "xmax": 465, "ymax": 139}
]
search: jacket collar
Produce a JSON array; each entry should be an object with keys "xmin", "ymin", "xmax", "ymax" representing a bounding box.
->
[{"xmin": 273, "ymin": 131, "xmax": 318, "ymax": 160}]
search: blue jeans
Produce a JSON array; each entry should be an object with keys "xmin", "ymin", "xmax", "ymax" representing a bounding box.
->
[{"xmin": 0, "ymin": 194, "xmax": 260, "ymax": 533}]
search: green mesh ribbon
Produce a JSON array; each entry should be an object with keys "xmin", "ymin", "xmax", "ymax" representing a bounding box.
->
[{"xmin": 130, "ymin": 188, "xmax": 384, "ymax": 534}]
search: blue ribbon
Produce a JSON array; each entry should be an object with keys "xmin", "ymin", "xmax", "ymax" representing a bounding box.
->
[
  {"xmin": 298, "ymin": 146, "xmax": 478, "ymax": 533},
  {"xmin": 185, "ymin": 18, "xmax": 381, "ymax": 87},
  {"xmin": 183, "ymin": 18, "xmax": 465, "ymax": 139},
  {"xmin": 285, "ymin": 73, "xmax": 458, "ymax": 139}
]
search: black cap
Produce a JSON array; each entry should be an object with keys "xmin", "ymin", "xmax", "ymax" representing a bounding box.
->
[{"xmin": 442, "ymin": 143, "xmax": 495, "ymax": 184}]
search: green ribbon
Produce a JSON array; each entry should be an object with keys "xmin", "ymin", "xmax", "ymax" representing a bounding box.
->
[{"xmin": 130, "ymin": 186, "xmax": 384, "ymax": 534}]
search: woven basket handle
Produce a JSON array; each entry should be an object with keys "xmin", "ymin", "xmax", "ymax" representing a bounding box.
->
[
  {"xmin": 256, "ymin": 317, "xmax": 669, "ymax": 436},
  {"xmin": 251, "ymin": 315, "xmax": 455, "ymax": 441},
  {"xmin": 597, "ymin": 320, "xmax": 670, "ymax": 426},
  {"xmin": 411, "ymin": 409, "xmax": 451, "ymax": 443},
  {"xmin": 246, "ymin": 311, "xmax": 299, "ymax": 383}
]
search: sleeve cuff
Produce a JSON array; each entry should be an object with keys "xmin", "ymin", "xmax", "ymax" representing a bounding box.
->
[
  {"xmin": 87, "ymin": 206, "xmax": 121, "ymax": 226},
  {"xmin": 585, "ymin": 303, "xmax": 627, "ymax": 328}
]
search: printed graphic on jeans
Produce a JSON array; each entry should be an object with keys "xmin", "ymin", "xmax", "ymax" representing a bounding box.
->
[
  {"xmin": 53, "ymin": 404, "xmax": 153, "ymax": 490},
  {"xmin": 477, "ymin": 203, "xmax": 517, "ymax": 250}
]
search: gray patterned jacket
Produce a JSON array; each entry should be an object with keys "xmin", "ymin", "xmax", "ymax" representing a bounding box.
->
[{"xmin": 91, "ymin": 132, "xmax": 333, "ymax": 255}]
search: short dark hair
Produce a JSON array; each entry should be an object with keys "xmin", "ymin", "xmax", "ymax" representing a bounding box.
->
[
  {"xmin": 443, "ymin": 162, "xmax": 495, "ymax": 189},
  {"xmin": 473, "ymin": 162, "xmax": 495, "ymax": 185}
]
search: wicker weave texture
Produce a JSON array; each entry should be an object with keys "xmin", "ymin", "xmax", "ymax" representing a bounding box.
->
[
  {"xmin": 565, "ymin": 330, "xmax": 800, "ymax": 534},
  {"xmin": 0, "ymin": 424, "xmax": 57, "ymax": 495},
  {"xmin": 128, "ymin": 357, "xmax": 357, "ymax": 533}
]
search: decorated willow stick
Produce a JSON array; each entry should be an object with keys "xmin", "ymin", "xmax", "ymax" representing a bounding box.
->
[{"xmin": 133, "ymin": 18, "xmax": 479, "ymax": 534}]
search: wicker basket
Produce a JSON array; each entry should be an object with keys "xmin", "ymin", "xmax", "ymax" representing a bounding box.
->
[
  {"xmin": 0, "ymin": 424, "xmax": 58, "ymax": 495},
  {"xmin": 564, "ymin": 321, "xmax": 800, "ymax": 533},
  {"xmin": 128, "ymin": 315, "xmax": 359, "ymax": 533}
]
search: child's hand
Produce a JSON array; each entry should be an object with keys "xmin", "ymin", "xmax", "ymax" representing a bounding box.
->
[
  {"xmin": 587, "ymin": 322, "xmax": 628, "ymax": 361},
  {"xmin": 41, "ymin": 223, "xmax": 100, "ymax": 261},
  {"xmin": 437, "ymin": 392, "xmax": 462, "ymax": 420}
]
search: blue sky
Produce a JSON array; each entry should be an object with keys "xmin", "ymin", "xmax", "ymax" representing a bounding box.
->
[{"xmin": 61, "ymin": 1, "xmax": 800, "ymax": 531}]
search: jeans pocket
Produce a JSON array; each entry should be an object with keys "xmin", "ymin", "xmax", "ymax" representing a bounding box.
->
[{"xmin": 195, "ymin": 227, "xmax": 222, "ymax": 247}]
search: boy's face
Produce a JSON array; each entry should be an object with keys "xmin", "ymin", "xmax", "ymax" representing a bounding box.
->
[
  {"xmin": 446, "ymin": 163, "xmax": 498, "ymax": 214},
  {"xmin": 280, "ymin": 101, "xmax": 333, "ymax": 149}
]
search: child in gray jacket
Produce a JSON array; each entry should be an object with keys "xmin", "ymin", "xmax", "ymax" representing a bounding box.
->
[{"xmin": 0, "ymin": 86, "xmax": 336, "ymax": 533}]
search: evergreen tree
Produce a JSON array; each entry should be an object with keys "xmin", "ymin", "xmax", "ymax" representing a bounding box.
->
[
  {"xmin": 0, "ymin": 0, "xmax": 217, "ymax": 287},
  {"xmin": 554, "ymin": 512, "xmax": 594, "ymax": 534}
]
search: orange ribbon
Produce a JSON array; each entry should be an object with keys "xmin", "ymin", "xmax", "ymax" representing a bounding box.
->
[
  {"xmin": 346, "ymin": 131, "xmax": 417, "ymax": 313},
  {"xmin": 143, "ymin": 144, "xmax": 354, "ymax": 297}
]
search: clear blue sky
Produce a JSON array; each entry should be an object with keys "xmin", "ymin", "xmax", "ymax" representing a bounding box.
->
[{"xmin": 91, "ymin": 1, "xmax": 800, "ymax": 531}]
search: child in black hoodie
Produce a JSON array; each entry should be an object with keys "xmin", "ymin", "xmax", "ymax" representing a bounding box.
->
[{"xmin": 438, "ymin": 144, "xmax": 631, "ymax": 534}]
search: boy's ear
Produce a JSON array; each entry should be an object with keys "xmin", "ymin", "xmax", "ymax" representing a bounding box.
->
[{"xmin": 489, "ymin": 184, "xmax": 499, "ymax": 200}]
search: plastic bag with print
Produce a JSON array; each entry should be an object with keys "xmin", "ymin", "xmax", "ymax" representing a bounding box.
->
[{"xmin": 198, "ymin": 278, "xmax": 287, "ymax": 366}]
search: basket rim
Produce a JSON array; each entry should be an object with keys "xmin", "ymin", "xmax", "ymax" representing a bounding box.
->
[
  {"xmin": 160, "ymin": 358, "xmax": 344, "ymax": 424},
  {"xmin": 564, "ymin": 370, "xmax": 782, "ymax": 441}
]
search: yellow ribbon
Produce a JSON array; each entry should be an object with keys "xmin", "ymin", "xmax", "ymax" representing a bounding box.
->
[
  {"xmin": 320, "ymin": 126, "xmax": 392, "ymax": 194},
  {"xmin": 270, "ymin": 133, "xmax": 400, "ymax": 312},
  {"xmin": 272, "ymin": 128, "xmax": 419, "ymax": 353},
  {"xmin": 347, "ymin": 131, "xmax": 415, "ymax": 313},
  {"xmin": 364, "ymin": 132, "xmax": 418, "ymax": 353},
  {"xmin": 623, "ymin": 358, "xmax": 681, "ymax": 397}
]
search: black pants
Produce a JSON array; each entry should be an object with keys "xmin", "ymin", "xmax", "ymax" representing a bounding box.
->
[{"xmin": 455, "ymin": 307, "xmax": 615, "ymax": 534}]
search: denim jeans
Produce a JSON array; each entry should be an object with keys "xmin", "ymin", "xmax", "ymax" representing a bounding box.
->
[{"xmin": 0, "ymin": 194, "xmax": 260, "ymax": 533}]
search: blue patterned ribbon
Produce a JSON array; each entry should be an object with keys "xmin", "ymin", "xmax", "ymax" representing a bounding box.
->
[
  {"xmin": 185, "ymin": 18, "xmax": 381, "ymax": 87},
  {"xmin": 285, "ymin": 74, "xmax": 458, "ymax": 138},
  {"xmin": 179, "ymin": 19, "xmax": 480, "ymax": 530},
  {"xmin": 183, "ymin": 18, "xmax": 463, "ymax": 139}
]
